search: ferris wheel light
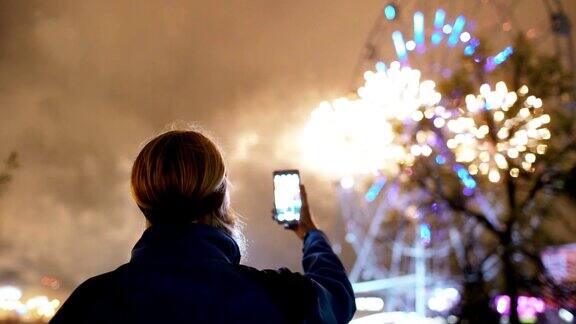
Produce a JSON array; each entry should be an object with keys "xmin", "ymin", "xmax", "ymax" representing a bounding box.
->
[
  {"xmin": 431, "ymin": 9, "xmax": 446, "ymax": 46},
  {"xmin": 413, "ymin": 11, "xmax": 425, "ymax": 47},
  {"xmin": 431, "ymin": 33, "xmax": 443, "ymax": 46},
  {"xmin": 488, "ymin": 169, "xmax": 501, "ymax": 183},
  {"xmin": 479, "ymin": 83, "xmax": 491, "ymax": 96},
  {"xmin": 305, "ymin": 2, "xmax": 568, "ymax": 315},
  {"xmin": 419, "ymin": 223, "xmax": 432, "ymax": 245},
  {"xmin": 464, "ymin": 38, "xmax": 480, "ymax": 56},
  {"xmin": 392, "ymin": 31, "xmax": 408, "ymax": 62},
  {"xmin": 384, "ymin": 4, "xmax": 397, "ymax": 20},
  {"xmin": 463, "ymin": 45, "xmax": 475, "ymax": 56},
  {"xmin": 447, "ymin": 16, "xmax": 466, "ymax": 47},
  {"xmin": 456, "ymin": 165, "xmax": 477, "ymax": 191},
  {"xmin": 433, "ymin": 9, "xmax": 446, "ymax": 29},
  {"xmin": 485, "ymin": 46, "xmax": 514, "ymax": 71},
  {"xmin": 365, "ymin": 178, "xmax": 387, "ymax": 202}
]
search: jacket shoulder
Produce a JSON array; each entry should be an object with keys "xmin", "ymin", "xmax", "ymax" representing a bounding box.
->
[
  {"xmin": 72, "ymin": 267, "xmax": 123, "ymax": 297},
  {"xmin": 50, "ymin": 267, "xmax": 124, "ymax": 323}
]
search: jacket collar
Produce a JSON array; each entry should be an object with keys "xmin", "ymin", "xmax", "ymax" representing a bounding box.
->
[{"xmin": 130, "ymin": 223, "xmax": 241, "ymax": 267}]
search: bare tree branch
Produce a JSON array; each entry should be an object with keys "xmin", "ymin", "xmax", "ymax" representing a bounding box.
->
[{"xmin": 520, "ymin": 140, "xmax": 576, "ymax": 210}]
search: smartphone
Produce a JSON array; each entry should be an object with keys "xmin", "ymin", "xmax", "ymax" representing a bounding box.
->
[{"xmin": 273, "ymin": 170, "xmax": 302, "ymax": 224}]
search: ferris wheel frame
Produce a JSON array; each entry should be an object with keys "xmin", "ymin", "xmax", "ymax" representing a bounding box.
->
[{"xmin": 338, "ymin": 0, "xmax": 574, "ymax": 317}]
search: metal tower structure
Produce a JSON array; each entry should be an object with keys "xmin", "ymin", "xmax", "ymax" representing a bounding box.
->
[
  {"xmin": 339, "ymin": 176, "xmax": 466, "ymax": 315},
  {"xmin": 337, "ymin": 0, "xmax": 574, "ymax": 317},
  {"xmin": 350, "ymin": 1, "xmax": 574, "ymax": 91}
]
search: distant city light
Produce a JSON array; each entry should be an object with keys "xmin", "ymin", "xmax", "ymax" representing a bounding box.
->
[
  {"xmin": 345, "ymin": 232, "xmax": 357, "ymax": 243},
  {"xmin": 0, "ymin": 286, "xmax": 22, "ymax": 301},
  {"xmin": 0, "ymin": 285, "xmax": 60, "ymax": 321},
  {"xmin": 26, "ymin": 296, "xmax": 61, "ymax": 318}
]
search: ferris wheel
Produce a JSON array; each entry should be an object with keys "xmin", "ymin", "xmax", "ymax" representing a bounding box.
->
[
  {"xmin": 333, "ymin": 0, "xmax": 574, "ymax": 318},
  {"xmin": 350, "ymin": 0, "xmax": 575, "ymax": 90}
]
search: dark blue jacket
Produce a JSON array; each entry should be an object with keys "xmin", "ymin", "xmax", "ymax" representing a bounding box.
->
[{"xmin": 50, "ymin": 223, "xmax": 355, "ymax": 323}]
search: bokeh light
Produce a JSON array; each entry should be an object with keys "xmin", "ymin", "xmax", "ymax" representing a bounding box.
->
[
  {"xmin": 301, "ymin": 63, "xmax": 443, "ymax": 177},
  {"xmin": 445, "ymin": 82, "xmax": 549, "ymax": 183}
]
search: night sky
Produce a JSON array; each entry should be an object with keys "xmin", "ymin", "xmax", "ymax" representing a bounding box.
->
[{"xmin": 0, "ymin": 0, "xmax": 574, "ymax": 297}]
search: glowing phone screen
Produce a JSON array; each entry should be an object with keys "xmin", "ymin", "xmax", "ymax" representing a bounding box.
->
[{"xmin": 273, "ymin": 172, "xmax": 302, "ymax": 223}]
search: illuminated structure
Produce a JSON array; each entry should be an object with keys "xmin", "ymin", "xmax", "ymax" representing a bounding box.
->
[
  {"xmin": 351, "ymin": 1, "xmax": 574, "ymax": 91},
  {"xmin": 0, "ymin": 285, "xmax": 60, "ymax": 321},
  {"xmin": 302, "ymin": 63, "xmax": 468, "ymax": 316},
  {"xmin": 301, "ymin": 1, "xmax": 574, "ymax": 320}
]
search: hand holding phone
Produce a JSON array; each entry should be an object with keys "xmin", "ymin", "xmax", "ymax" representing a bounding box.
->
[
  {"xmin": 273, "ymin": 170, "xmax": 302, "ymax": 225},
  {"xmin": 272, "ymin": 170, "xmax": 318, "ymax": 240}
]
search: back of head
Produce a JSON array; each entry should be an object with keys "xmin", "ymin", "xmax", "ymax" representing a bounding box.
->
[{"xmin": 131, "ymin": 129, "xmax": 235, "ymax": 234}]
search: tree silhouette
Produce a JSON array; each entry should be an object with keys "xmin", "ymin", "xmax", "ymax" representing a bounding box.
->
[{"xmin": 437, "ymin": 34, "xmax": 576, "ymax": 324}]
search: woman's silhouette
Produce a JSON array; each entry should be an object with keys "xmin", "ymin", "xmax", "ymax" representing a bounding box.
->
[{"xmin": 51, "ymin": 128, "xmax": 355, "ymax": 324}]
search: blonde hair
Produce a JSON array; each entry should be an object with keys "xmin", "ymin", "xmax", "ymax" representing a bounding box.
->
[{"xmin": 131, "ymin": 129, "xmax": 236, "ymax": 235}]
